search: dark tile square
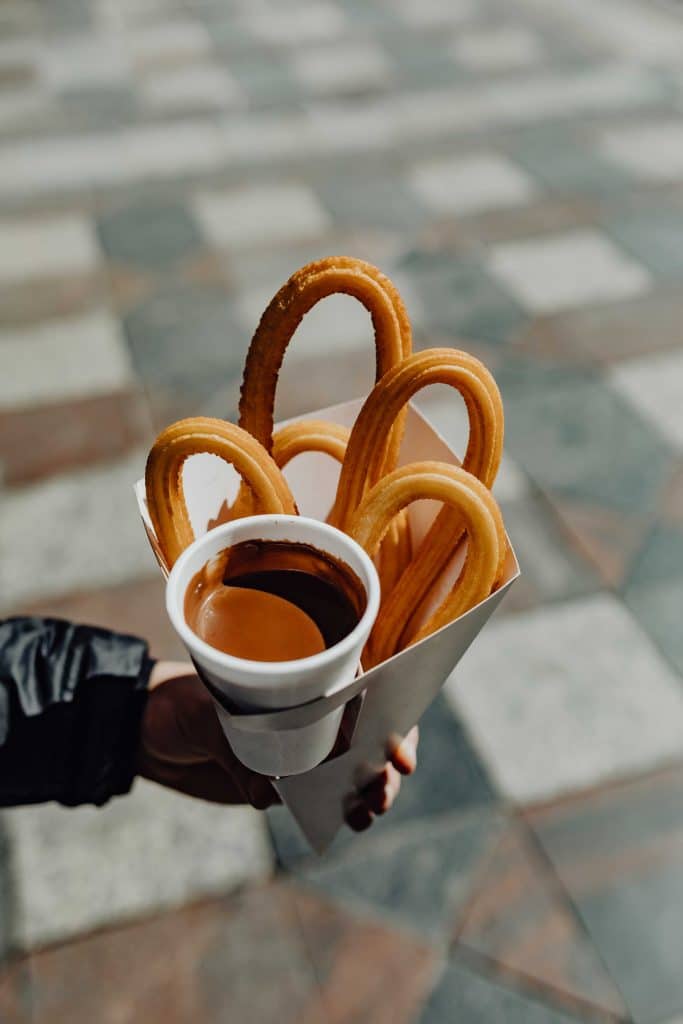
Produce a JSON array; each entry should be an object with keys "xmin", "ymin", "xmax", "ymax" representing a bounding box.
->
[
  {"xmin": 314, "ymin": 174, "xmax": 426, "ymax": 232},
  {"xmin": 401, "ymin": 252, "xmax": 527, "ymax": 345},
  {"xmin": 624, "ymin": 526, "xmax": 683, "ymax": 677},
  {"xmin": 122, "ymin": 283, "xmax": 245, "ymax": 398},
  {"xmin": 61, "ymin": 86, "xmax": 138, "ymax": 130},
  {"xmin": 456, "ymin": 822, "xmax": 627, "ymax": 1018},
  {"xmin": 499, "ymin": 368, "xmax": 675, "ymax": 518},
  {"xmin": 607, "ymin": 209, "xmax": 683, "ymax": 281},
  {"xmin": 299, "ymin": 809, "xmax": 504, "ymax": 941},
  {"xmin": 528, "ymin": 766, "xmax": 683, "ymax": 1023},
  {"xmin": 509, "ymin": 132, "xmax": 634, "ymax": 196},
  {"xmin": 97, "ymin": 200, "xmax": 203, "ymax": 270},
  {"xmin": 268, "ymin": 696, "xmax": 497, "ymax": 869},
  {"xmin": 418, "ymin": 959, "xmax": 580, "ymax": 1023}
]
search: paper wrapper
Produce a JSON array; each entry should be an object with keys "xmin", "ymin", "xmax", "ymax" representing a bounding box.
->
[{"xmin": 135, "ymin": 399, "xmax": 519, "ymax": 852}]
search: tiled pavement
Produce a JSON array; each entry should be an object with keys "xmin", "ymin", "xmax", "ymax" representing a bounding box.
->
[{"xmin": 3, "ymin": 0, "xmax": 683, "ymax": 1020}]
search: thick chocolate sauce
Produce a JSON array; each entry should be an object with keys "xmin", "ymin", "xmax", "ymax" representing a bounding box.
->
[{"xmin": 184, "ymin": 539, "xmax": 366, "ymax": 662}]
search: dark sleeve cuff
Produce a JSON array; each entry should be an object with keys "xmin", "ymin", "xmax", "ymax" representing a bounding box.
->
[{"xmin": 0, "ymin": 617, "xmax": 154, "ymax": 808}]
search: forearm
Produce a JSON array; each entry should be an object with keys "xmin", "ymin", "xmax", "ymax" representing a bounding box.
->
[{"xmin": 0, "ymin": 617, "xmax": 154, "ymax": 807}]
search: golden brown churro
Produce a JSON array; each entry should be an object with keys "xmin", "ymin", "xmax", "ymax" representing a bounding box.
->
[
  {"xmin": 145, "ymin": 417, "xmax": 297, "ymax": 568},
  {"xmin": 349, "ymin": 462, "xmax": 504, "ymax": 663},
  {"xmin": 272, "ymin": 420, "xmax": 349, "ymax": 469},
  {"xmin": 330, "ymin": 348, "xmax": 504, "ymax": 662},
  {"xmin": 237, "ymin": 256, "xmax": 414, "ymax": 582}
]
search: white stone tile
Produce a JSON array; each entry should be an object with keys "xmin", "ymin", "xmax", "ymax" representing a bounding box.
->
[
  {"xmin": 194, "ymin": 183, "xmax": 330, "ymax": 250},
  {"xmin": 0, "ymin": 310, "xmax": 132, "ymax": 410},
  {"xmin": 487, "ymin": 230, "xmax": 651, "ymax": 314},
  {"xmin": 398, "ymin": 65, "xmax": 660, "ymax": 138},
  {"xmin": 450, "ymin": 27, "xmax": 544, "ymax": 71},
  {"xmin": 305, "ymin": 100, "xmax": 398, "ymax": 154},
  {"xmin": 518, "ymin": 0, "xmax": 683, "ymax": 61},
  {"xmin": 0, "ymin": 215, "xmax": 99, "ymax": 285},
  {"xmin": 0, "ymin": 38, "xmax": 38, "ymax": 75},
  {"xmin": 292, "ymin": 42, "xmax": 391, "ymax": 95},
  {"xmin": 140, "ymin": 63, "xmax": 243, "ymax": 112},
  {"xmin": 394, "ymin": 0, "xmax": 475, "ymax": 28},
  {"xmin": 609, "ymin": 349, "xmax": 683, "ymax": 451},
  {"xmin": 42, "ymin": 34, "xmax": 130, "ymax": 91},
  {"xmin": 242, "ymin": 3, "xmax": 346, "ymax": 45},
  {"xmin": 0, "ymin": 449, "xmax": 157, "ymax": 611},
  {"xmin": 220, "ymin": 112, "xmax": 313, "ymax": 163},
  {"xmin": 0, "ymin": 90, "xmax": 50, "ymax": 134},
  {"xmin": 4, "ymin": 780, "xmax": 273, "ymax": 947},
  {"xmin": 0, "ymin": 122, "xmax": 226, "ymax": 197},
  {"xmin": 129, "ymin": 19, "xmax": 212, "ymax": 66},
  {"xmin": 601, "ymin": 121, "xmax": 683, "ymax": 181},
  {"xmin": 446, "ymin": 594, "xmax": 683, "ymax": 802},
  {"xmin": 409, "ymin": 153, "xmax": 537, "ymax": 215}
]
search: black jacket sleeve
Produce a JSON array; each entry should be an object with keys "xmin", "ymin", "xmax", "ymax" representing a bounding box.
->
[{"xmin": 0, "ymin": 617, "xmax": 153, "ymax": 808}]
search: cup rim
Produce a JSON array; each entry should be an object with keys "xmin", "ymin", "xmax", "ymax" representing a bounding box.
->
[{"xmin": 166, "ymin": 515, "xmax": 380, "ymax": 678}]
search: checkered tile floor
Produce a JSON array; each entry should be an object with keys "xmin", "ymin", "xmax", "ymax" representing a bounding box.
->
[{"xmin": 2, "ymin": 0, "xmax": 683, "ymax": 1020}]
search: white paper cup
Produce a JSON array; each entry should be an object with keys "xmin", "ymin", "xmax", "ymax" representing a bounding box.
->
[{"xmin": 166, "ymin": 515, "xmax": 380, "ymax": 776}]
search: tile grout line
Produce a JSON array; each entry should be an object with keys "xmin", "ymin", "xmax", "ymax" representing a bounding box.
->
[
  {"xmin": 452, "ymin": 942, "xmax": 626, "ymax": 1023},
  {"xmin": 514, "ymin": 809, "xmax": 636, "ymax": 1023}
]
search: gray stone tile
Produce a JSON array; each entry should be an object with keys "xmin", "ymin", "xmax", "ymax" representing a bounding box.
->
[
  {"xmin": 624, "ymin": 527, "xmax": 683, "ymax": 677},
  {"xmin": 96, "ymin": 199, "xmax": 203, "ymax": 269},
  {"xmin": 501, "ymin": 370, "xmax": 675, "ymax": 518},
  {"xmin": 60, "ymin": 86, "xmax": 138, "ymax": 130},
  {"xmin": 3, "ymin": 780, "xmax": 273, "ymax": 949},
  {"xmin": 606, "ymin": 209, "xmax": 683, "ymax": 281},
  {"xmin": 314, "ymin": 173, "xmax": 426, "ymax": 231},
  {"xmin": 300, "ymin": 808, "xmax": 504, "ymax": 941},
  {"xmin": 529, "ymin": 766, "xmax": 683, "ymax": 1024},
  {"xmin": 447, "ymin": 594, "xmax": 683, "ymax": 803},
  {"xmin": 268, "ymin": 696, "xmax": 497, "ymax": 869},
  {"xmin": 508, "ymin": 132, "xmax": 635, "ymax": 196},
  {"xmin": 419, "ymin": 959, "xmax": 578, "ymax": 1023},
  {"xmin": 400, "ymin": 251, "xmax": 527, "ymax": 345},
  {"xmin": 498, "ymin": 489, "xmax": 601, "ymax": 613},
  {"xmin": 122, "ymin": 283, "xmax": 245, "ymax": 396}
]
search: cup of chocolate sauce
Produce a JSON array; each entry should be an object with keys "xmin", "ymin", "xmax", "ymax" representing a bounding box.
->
[{"xmin": 166, "ymin": 515, "xmax": 380, "ymax": 776}]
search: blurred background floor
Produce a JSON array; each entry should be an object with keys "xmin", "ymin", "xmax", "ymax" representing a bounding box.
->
[{"xmin": 2, "ymin": 0, "xmax": 683, "ymax": 1020}]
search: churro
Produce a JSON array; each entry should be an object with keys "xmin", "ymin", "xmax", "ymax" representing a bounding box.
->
[
  {"xmin": 145, "ymin": 417, "xmax": 297, "ymax": 568},
  {"xmin": 272, "ymin": 420, "xmax": 349, "ymax": 470},
  {"xmin": 350, "ymin": 462, "xmax": 504, "ymax": 662}
]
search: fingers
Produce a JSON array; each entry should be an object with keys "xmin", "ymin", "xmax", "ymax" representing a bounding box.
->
[
  {"xmin": 346, "ymin": 762, "xmax": 404, "ymax": 831},
  {"xmin": 389, "ymin": 725, "xmax": 419, "ymax": 775}
]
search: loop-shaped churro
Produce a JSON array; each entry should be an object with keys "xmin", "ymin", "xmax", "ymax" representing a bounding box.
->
[
  {"xmin": 145, "ymin": 417, "xmax": 297, "ymax": 568},
  {"xmin": 350, "ymin": 462, "xmax": 503, "ymax": 663},
  {"xmin": 332, "ymin": 348, "xmax": 503, "ymax": 529},
  {"xmin": 239, "ymin": 257, "xmax": 412, "ymax": 456},
  {"xmin": 237, "ymin": 257, "xmax": 414, "ymax": 571},
  {"xmin": 334, "ymin": 349, "xmax": 504, "ymax": 664},
  {"xmin": 272, "ymin": 420, "xmax": 349, "ymax": 469}
]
